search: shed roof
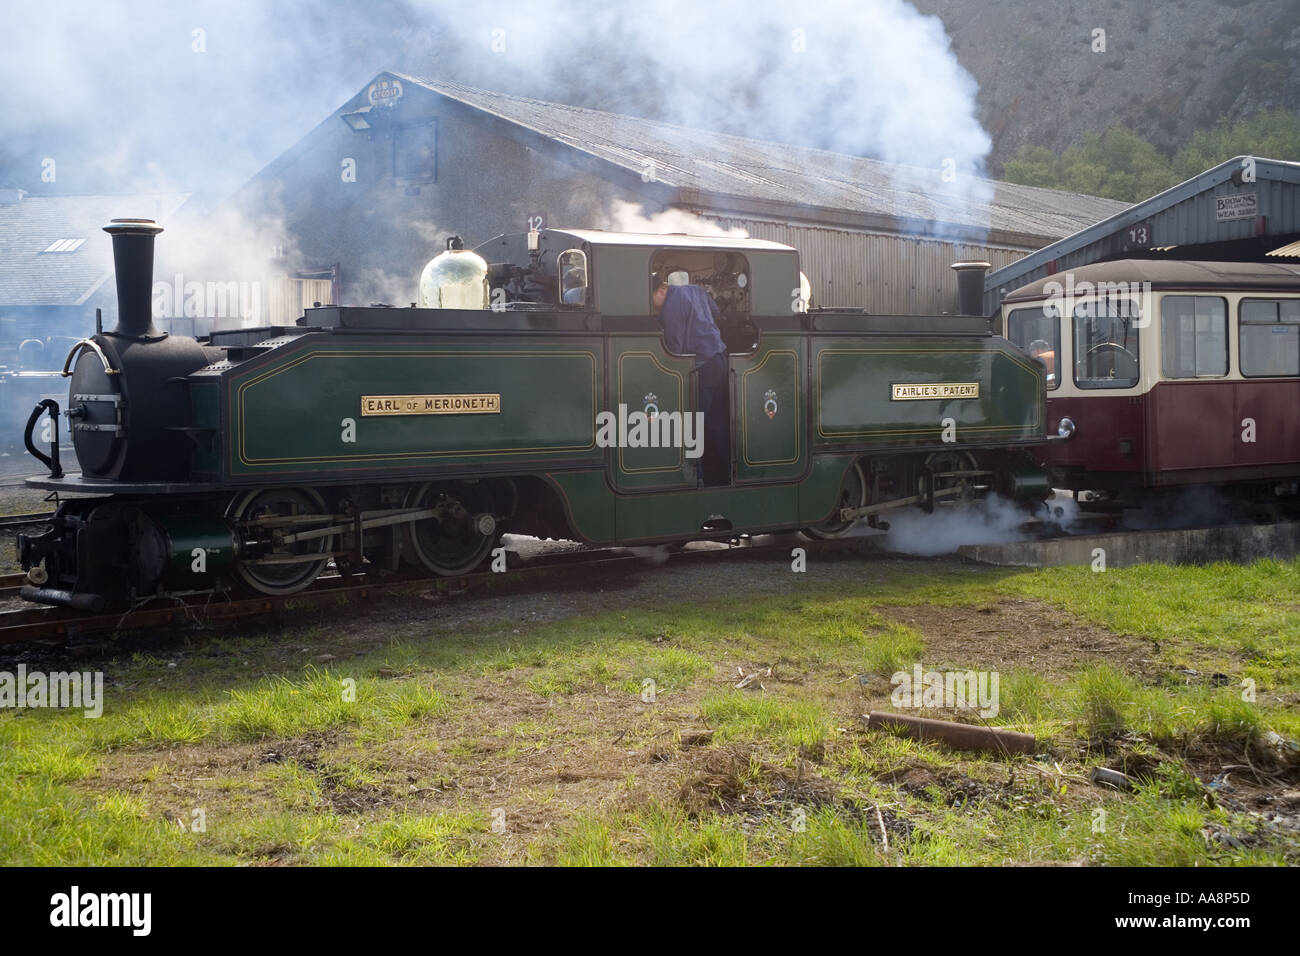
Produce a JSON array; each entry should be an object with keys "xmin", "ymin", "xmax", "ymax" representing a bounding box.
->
[
  {"xmin": 366, "ymin": 73, "xmax": 1130, "ymax": 247},
  {"xmin": 987, "ymin": 157, "xmax": 1300, "ymax": 309},
  {"xmin": 0, "ymin": 193, "xmax": 190, "ymax": 307}
]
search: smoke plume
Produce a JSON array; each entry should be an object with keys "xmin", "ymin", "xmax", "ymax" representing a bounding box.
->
[
  {"xmin": 2, "ymin": 1, "xmax": 992, "ymax": 213},
  {"xmin": 604, "ymin": 201, "xmax": 750, "ymax": 238}
]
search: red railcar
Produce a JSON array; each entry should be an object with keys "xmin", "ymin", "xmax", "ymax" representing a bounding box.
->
[{"xmin": 999, "ymin": 260, "xmax": 1300, "ymax": 500}]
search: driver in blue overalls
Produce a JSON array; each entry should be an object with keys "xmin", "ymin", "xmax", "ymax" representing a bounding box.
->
[{"xmin": 652, "ymin": 274, "xmax": 730, "ymax": 487}]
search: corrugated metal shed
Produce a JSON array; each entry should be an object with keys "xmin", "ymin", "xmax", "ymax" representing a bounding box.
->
[
  {"xmin": 984, "ymin": 157, "xmax": 1300, "ymax": 313},
  {"xmin": 0, "ymin": 192, "xmax": 190, "ymax": 306},
  {"xmin": 709, "ymin": 216, "xmax": 1026, "ymax": 312},
  {"xmin": 395, "ymin": 74, "xmax": 1129, "ymax": 249}
]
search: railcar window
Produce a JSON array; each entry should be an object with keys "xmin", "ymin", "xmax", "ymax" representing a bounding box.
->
[
  {"xmin": 1006, "ymin": 306, "xmax": 1059, "ymax": 389},
  {"xmin": 1240, "ymin": 298, "xmax": 1300, "ymax": 378},
  {"xmin": 1160, "ymin": 296, "xmax": 1227, "ymax": 378},
  {"xmin": 1073, "ymin": 299, "xmax": 1141, "ymax": 389}
]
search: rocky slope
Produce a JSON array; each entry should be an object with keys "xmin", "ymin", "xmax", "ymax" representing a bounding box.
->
[{"xmin": 912, "ymin": 0, "xmax": 1300, "ymax": 168}]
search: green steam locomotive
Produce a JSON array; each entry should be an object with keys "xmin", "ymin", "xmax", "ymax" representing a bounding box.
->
[{"xmin": 18, "ymin": 220, "xmax": 1049, "ymax": 610}]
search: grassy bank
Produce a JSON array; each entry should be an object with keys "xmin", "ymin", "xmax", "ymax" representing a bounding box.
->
[{"xmin": 2, "ymin": 556, "xmax": 1297, "ymax": 865}]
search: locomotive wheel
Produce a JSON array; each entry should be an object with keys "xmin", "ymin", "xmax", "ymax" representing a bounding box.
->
[
  {"xmin": 402, "ymin": 482, "xmax": 498, "ymax": 576},
  {"xmin": 229, "ymin": 488, "xmax": 334, "ymax": 596},
  {"xmin": 804, "ymin": 462, "xmax": 867, "ymax": 538}
]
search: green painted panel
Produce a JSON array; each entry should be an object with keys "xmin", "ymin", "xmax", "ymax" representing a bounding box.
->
[
  {"xmin": 611, "ymin": 341, "xmax": 695, "ymax": 490},
  {"xmin": 735, "ymin": 340, "xmax": 804, "ymax": 482},
  {"xmin": 190, "ymin": 381, "xmax": 221, "ymax": 480},
  {"xmin": 798, "ymin": 454, "xmax": 860, "ymax": 525},
  {"xmin": 551, "ymin": 467, "xmax": 808, "ymax": 544},
  {"xmin": 592, "ymin": 247, "xmax": 654, "ymax": 316},
  {"xmin": 547, "ymin": 470, "xmax": 617, "ymax": 542},
  {"xmin": 815, "ymin": 341, "xmax": 1042, "ymax": 446},
  {"xmin": 747, "ymin": 249, "xmax": 801, "ymax": 318},
  {"xmin": 614, "ymin": 482, "xmax": 800, "ymax": 542},
  {"xmin": 228, "ymin": 338, "xmax": 603, "ymax": 476}
]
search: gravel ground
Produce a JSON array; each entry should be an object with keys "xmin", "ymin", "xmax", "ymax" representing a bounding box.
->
[{"xmin": 270, "ymin": 534, "xmax": 953, "ymax": 649}]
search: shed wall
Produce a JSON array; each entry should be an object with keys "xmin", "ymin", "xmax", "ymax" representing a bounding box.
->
[{"xmin": 706, "ymin": 216, "xmax": 1028, "ymax": 314}]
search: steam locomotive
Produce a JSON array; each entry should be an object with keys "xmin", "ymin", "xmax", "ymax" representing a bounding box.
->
[{"xmin": 17, "ymin": 219, "xmax": 1051, "ymax": 611}]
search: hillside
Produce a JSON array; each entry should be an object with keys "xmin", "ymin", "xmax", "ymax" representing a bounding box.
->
[{"xmin": 912, "ymin": 0, "xmax": 1300, "ymax": 170}]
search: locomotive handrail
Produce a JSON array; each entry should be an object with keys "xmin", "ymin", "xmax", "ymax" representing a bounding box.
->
[
  {"xmin": 24, "ymin": 399, "xmax": 63, "ymax": 479},
  {"xmin": 60, "ymin": 338, "xmax": 119, "ymax": 378}
]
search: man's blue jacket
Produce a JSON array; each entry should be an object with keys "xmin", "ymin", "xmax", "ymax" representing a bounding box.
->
[{"xmin": 660, "ymin": 285, "xmax": 726, "ymax": 366}]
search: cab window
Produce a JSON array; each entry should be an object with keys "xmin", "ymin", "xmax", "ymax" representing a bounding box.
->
[
  {"xmin": 648, "ymin": 249, "xmax": 756, "ymax": 354},
  {"xmin": 557, "ymin": 249, "xmax": 588, "ymax": 307},
  {"xmin": 1240, "ymin": 298, "xmax": 1300, "ymax": 377},
  {"xmin": 1073, "ymin": 298, "xmax": 1140, "ymax": 389},
  {"xmin": 1160, "ymin": 295, "xmax": 1227, "ymax": 378},
  {"xmin": 1006, "ymin": 306, "xmax": 1059, "ymax": 389}
]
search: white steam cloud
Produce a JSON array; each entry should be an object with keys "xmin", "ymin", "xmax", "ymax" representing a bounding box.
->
[
  {"xmin": 3, "ymin": 1, "xmax": 991, "ymax": 211},
  {"xmin": 876, "ymin": 496, "xmax": 1044, "ymax": 556},
  {"xmin": 156, "ymin": 203, "xmax": 302, "ymax": 289},
  {"xmin": 410, "ymin": 0, "xmax": 989, "ymax": 173},
  {"xmin": 409, "ymin": 0, "xmax": 995, "ymax": 225},
  {"xmin": 604, "ymin": 201, "xmax": 749, "ymax": 238},
  {"xmin": 3, "ymin": 1, "xmax": 996, "ymax": 316}
]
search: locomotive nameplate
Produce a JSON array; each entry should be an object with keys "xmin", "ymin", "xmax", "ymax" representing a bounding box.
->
[
  {"xmin": 361, "ymin": 393, "xmax": 501, "ymax": 416},
  {"xmin": 890, "ymin": 383, "xmax": 979, "ymax": 400}
]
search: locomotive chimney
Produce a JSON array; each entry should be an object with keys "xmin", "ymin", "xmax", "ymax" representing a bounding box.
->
[
  {"xmin": 951, "ymin": 261, "xmax": 991, "ymax": 317},
  {"xmin": 103, "ymin": 218, "xmax": 164, "ymax": 338}
]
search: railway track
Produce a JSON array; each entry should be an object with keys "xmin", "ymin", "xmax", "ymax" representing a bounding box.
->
[
  {"xmin": 0, "ymin": 511, "xmax": 54, "ymax": 529},
  {"xmin": 0, "ymin": 534, "xmax": 875, "ymax": 648}
]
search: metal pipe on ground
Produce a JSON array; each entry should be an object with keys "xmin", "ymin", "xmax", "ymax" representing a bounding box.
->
[{"xmin": 865, "ymin": 710, "xmax": 1035, "ymax": 755}]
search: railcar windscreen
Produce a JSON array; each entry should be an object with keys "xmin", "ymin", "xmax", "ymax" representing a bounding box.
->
[{"xmin": 1073, "ymin": 298, "xmax": 1141, "ymax": 389}]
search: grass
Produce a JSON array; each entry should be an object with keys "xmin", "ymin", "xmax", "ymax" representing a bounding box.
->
[
  {"xmin": 1, "ymin": 554, "xmax": 1297, "ymax": 865},
  {"xmin": 702, "ymin": 692, "xmax": 834, "ymax": 749},
  {"xmin": 1002, "ymin": 560, "xmax": 1300, "ymax": 692}
]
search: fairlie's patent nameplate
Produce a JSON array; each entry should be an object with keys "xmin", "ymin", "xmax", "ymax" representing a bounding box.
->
[
  {"xmin": 890, "ymin": 383, "xmax": 979, "ymax": 401},
  {"xmin": 361, "ymin": 393, "xmax": 501, "ymax": 416}
]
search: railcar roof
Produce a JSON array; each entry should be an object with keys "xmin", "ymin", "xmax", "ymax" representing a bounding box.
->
[{"xmin": 1004, "ymin": 259, "xmax": 1300, "ymax": 301}]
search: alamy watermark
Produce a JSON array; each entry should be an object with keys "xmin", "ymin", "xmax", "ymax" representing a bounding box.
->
[
  {"xmin": 595, "ymin": 398, "xmax": 705, "ymax": 459},
  {"xmin": 890, "ymin": 663, "xmax": 999, "ymax": 718},
  {"xmin": 50, "ymin": 886, "xmax": 150, "ymax": 936},
  {"xmin": 0, "ymin": 664, "xmax": 103, "ymax": 718},
  {"xmin": 1042, "ymin": 274, "xmax": 1153, "ymax": 327},
  {"xmin": 152, "ymin": 275, "xmax": 262, "ymax": 325}
]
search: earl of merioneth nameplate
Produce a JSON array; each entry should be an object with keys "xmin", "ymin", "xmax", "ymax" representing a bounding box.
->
[
  {"xmin": 361, "ymin": 393, "xmax": 502, "ymax": 416},
  {"xmin": 890, "ymin": 383, "xmax": 979, "ymax": 401}
]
